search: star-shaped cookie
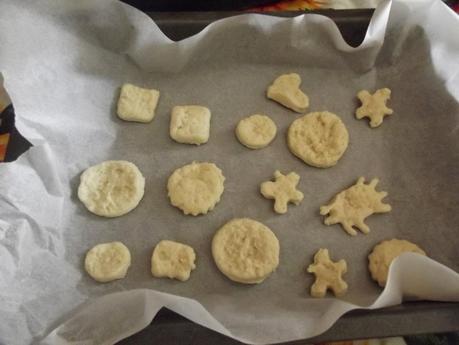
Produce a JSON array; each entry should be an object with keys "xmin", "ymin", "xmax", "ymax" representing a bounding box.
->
[
  {"xmin": 320, "ymin": 177, "xmax": 391, "ymax": 236},
  {"xmin": 307, "ymin": 248, "xmax": 348, "ymax": 298},
  {"xmin": 260, "ymin": 170, "xmax": 304, "ymax": 214},
  {"xmin": 356, "ymin": 88, "xmax": 393, "ymax": 128}
]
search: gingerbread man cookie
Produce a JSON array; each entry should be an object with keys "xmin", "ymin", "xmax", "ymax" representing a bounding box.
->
[
  {"xmin": 356, "ymin": 88, "xmax": 393, "ymax": 128},
  {"xmin": 307, "ymin": 248, "xmax": 348, "ymax": 298},
  {"xmin": 260, "ymin": 170, "xmax": 304, "ymax": 214},
  {"xmin": 320, "ymin": 177, "xmax": 391, "ymax": 236}
]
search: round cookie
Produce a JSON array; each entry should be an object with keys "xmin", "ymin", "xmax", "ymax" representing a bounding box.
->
[
  {"xmin": 212, "ymin": 218, "xmax": 280, "ymax": 284},
  {"xmin": 85, "ymin": 241, "xmax": 131, "ymax": 283},
  {"xmin": 236, "ymin": 114, "xmax": 277, "ymax": 149},
  {"xmin": 167, "ymin": 162, "xmax": 225, "ymax": 216},
  {"xmin": 78, "ymin": 160, "xmax": 145, "ymax": 217},
  {"xmin": 368, "ymin": 238, "xmax": 426, "ymax": 287},
  {"xmin": 288, "ymin": 111, "xmax": 349, "ymax": 168}
]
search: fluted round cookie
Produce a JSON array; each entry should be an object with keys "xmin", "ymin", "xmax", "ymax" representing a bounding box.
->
[
  {"xmin": 167, "ymin": 162, "xmax": 225, "ymax": 216},
  {"xmin": 236, "ymin": 114, "xmax": 277, "ymax": 149},
  {"xmin": 212, "ymin": 218, "xmax": 280, "ymax": 284},
  {"xmin": 85, "ymin": 241, "xmax": 131, "ymax": 283},
  {"xmin": 368, "ymin": 239, "xmax": 426, "ymax": 287},
  {"xmin": 288, "ymin": 111, "xmax": 349, "ymax": 168},
  {"xmin": 78, "ymin": 160, "xmax": 145, "ymax": 217}
]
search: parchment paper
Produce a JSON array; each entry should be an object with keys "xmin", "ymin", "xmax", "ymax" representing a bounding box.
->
[{"xmin": 0, "ymin": 0, "xmax": 458, "ymax": 344}]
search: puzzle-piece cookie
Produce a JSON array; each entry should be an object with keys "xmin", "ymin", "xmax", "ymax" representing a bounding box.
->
[
  {"xmin": 307, "ymin": 248, "xmax": 348, "ymax": 298},
  {"xmin": 260, "ymin": 170, "xmax": 304, "ymax": 214},
  {"xmin": 356, "ymin": 88, "xmax": 393, "ymax": 128},
  {"xmin": 320, "ymin": 177, "xmax": 391, "ymax": 236}
]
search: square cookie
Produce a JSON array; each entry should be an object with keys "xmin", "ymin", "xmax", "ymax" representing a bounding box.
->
[
  {"xmin": 117, "ymin": 83, "xmax": 160, "ymax": 123},
  {"xmin": 170, "ymin": 105, "xmax": 211, "ymax": 145}
]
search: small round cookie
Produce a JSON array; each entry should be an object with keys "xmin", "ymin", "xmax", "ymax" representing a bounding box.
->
[
  {"xmin": 288, "ymin": 111, "xmax": 349, "ymax": 168},
  {"xmin": 78, "ymin": 160, "xmax": 145, "ymax": 217},
  {"xmin": 235, "ymin": 114, "xmax": 277, "ymax": 149},
  {"xmin": 368, "ymin": 239, "xmax": 426, "ymax": 287},
  {"xmin": 85, "ymin": 241, "xmax": 131, "ymax": 283},
  {"xmin": 167, "ymin": 162, "xmax": 225, "ymax": 216},
  {"xmin": 212, "ymin": 218, "xmax": 280, "ymax": 284}
]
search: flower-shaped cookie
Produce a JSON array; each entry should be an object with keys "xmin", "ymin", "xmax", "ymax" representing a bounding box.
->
[
  {"xmin": 260, "ymin": 170, "xmax": 304, "ymax": 214},
  {"xmin": 356, "ymin": 88, "xmax": 393, "ymax": 128},
  {"xmin": 320, "ymin": 177, "xmax": 391, "ymax": 236}
]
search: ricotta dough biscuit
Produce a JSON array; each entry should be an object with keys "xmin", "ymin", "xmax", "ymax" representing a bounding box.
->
[
  {"xmin": 260, "ymin": 170, "xmax": 304, "ymax": 214},
  {"xmin": 170, "ymin": 105, "xmax": 211, "ymax": 145},
  {"xmin": 369, "ymin": 239, "xmax": 426, "ymax": 287},
  {"xmin": 267, "ymin": 73, "xmax": 309, "ymax": 113},
  {"xmin": 212, "ymin": 218, "xmax": 279, "ymax": 284},
  {"xmin": 288, "ymin": 111, "xmax": 349, "ymax": 168},
  {"xmin": 78, "ymin": 160, "xmax": 145, "ymax": 217},
  {"xmin": 151, "ymin": 240, "xmax": 196, "ymax": 281},
  {"xmin": 320, "ymin": 177, "xmax": 391, "ymax": 236},
  {"xmin": 235, "ymin": 114, "xmax": 277, "ymax": 149},
  {"xmin": 85, "ymin": 241, "xmax": 131, "ymax": 283},
  {"xmin": 167, "ymin": 162, "xmax": 225, "ymax": 216},
  {"xmin": 307, "ymin": 248, "xmax": 348, "ymax": 298},
  {"xmin": 356, "ymin": 88, "xmax": 393, "ymax": 128},
  {"xmin": 117, "ymin": 83, "xmax": 160, "ymax": 123}
]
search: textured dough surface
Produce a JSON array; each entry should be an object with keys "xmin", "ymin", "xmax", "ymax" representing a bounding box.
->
[
  {"xmin": 117, "ymin": 83, "xmax": 160, "ymax": 123},
  {"xmin": 151, "ymin": 240, "xmax": 196, "ymax": 281},
  {"xmin": 167, "ymin": 162, "xmax": 225, "ymax": 216},
  {"xmin": 235, "ymin": 114, "xmax": 277, "ymax": 149},
  {"xmin": 356, "ymin": 88, "xmax": 393, "ymax": 128},
  {"xmin": 212, "ymin": 218, "xmax": 280, "ymax": 284},
  {"xmin": 288, "ymin": 111, "xmax": 349, "ymax": 168},
  {"xmin": 307, "ymin": 248, "xmax": 348, "ymax": 298},
  {"xmin": 267, "ymin": 73, "xmax": 309, "ymax": 113},
  {"xmin": 320, "ymin": 177, "xmax": 391, "ymax": 236},
  {"xmin": 78, "ymin": 160, "xmax": 145, "ymax": 217},
  {"xmin": 170, "ymin": 105, "xmax": 211, "ymax": 145},
  {"xmin": 85, "ymin": 242, "xmax": 131, "ymax": 283},
  {"xmin": 260, "ymin": 170, "xmax": 304, "ymax": 214},
  {"xmin": 368, "ymin": 239, "xmax": 426, "ymax": 287}
]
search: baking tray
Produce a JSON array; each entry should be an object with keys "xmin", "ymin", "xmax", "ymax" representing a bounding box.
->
[{"xmin": 2, "ymin": 9, "xmax": 457, "ymax": 345}]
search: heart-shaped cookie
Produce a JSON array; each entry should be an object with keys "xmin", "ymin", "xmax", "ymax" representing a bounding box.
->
[{"xmin": 267, "ymin": 73, "xmax": 309, "ymax": 113}]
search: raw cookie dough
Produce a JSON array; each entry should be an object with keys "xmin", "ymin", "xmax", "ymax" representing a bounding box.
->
[
  {"xmin": 267, "ymin": 73, "xmax": 309, "ymax": 113},
  {"xmin": 212, "ymin": 218, "xmax": 280, "ymax": 284},
  {"xmin": 369, "ymin": 239, "xmax": 426, "ymax": 287},
  {"xmin": 320, "ymin": 177, "xmax": 391, "ymax": 236},
  {"xmin": 85, "ymin": 242, "xmax": 131, "ymax": 283},
  {"xmin": 151, "ymin": 240, "xmax": 196, "ymax": 281},
  {"xmin": 235, "ymin": 114, "xmax": 277, "ymax": 149},
  {"xmin": 356, "ymin": 88, "xmax": 393, "ymax": 128},
  {"xmin": 307, "ymin": 248, "xmax": 348, "ymax": 298},
  {"xmin": 117, "ymin": 83, "xmax": 160, "ymax": 123},
  {"xmin": 78, "ymin": 160, "xmax": 145, "ymax": 217},
  {"xmin": 288, "ymin": 111, "xmax": 349, "ymax": 168},
  {"xmin": 260, "ymin": 170, "xmax": 304, "ymax": 214},
  {"xmin": 167, "ymin": 162, "xmax": 225, "ymax": 216},
  {"xmin": 170, "ymin": 105, "xmax": 211, "ymax": 145}
]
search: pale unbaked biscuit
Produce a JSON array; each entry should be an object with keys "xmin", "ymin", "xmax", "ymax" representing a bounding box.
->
[
  {"xmin": 235, "ymin": 114, "xmax": 277, "ymax": 149},
  {"xmin": 212, "ymin": 218, "xmax": 280, "ymax": 284},
  {"xmin": 85, "ymin": 242, "xmax": 131, "ymax": 283},
  {"xmin": 320, "ymin": 177, "xmax": 391, "ymax": 236},
  {"xmin": 170, "ymin": 105, "xmax": 211, "ymax": 145},
  {"xmin": 167, "ymin": 162, "xmax": 225, "ymax": 216},
  {"xmin": 267, "ymin": 73, "xmax": 309, "ymax": 113},
  {"xmin": 307, "ymin": 248, "xmax": 348, "ymax": 298},
  {"xmin": 151, "ymin": 240, "xmax": 196, "ymax": 281},
  {"xmin": 288, "ymin": 111, "xmax": 349, "ymax": 168},
  {"xmin": 260, "ymin": 170, "xmax": 304, "ymax": 214},
  {"xmin": 117, "ymin": 83, "xmax": 160, "ymax": 123},
  {"xmin": 356, "ymin": 88, "xmax": 393, "ymax": 128},
  {"xmin": 78, "ymin": 160, "xmax": 145, "ymax": 217},
  {"xmin": 368, "ymin": 239, "xmax": 426, "ymax": 287}
]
